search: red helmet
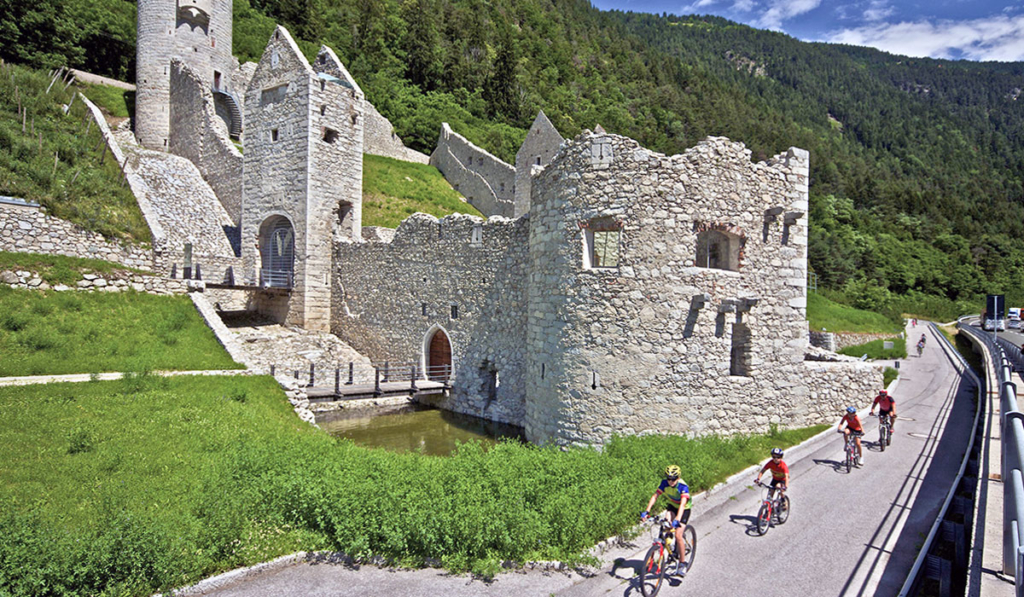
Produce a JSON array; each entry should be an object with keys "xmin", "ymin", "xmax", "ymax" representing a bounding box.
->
[{"xmin": 879, "ymin": 390, "xmax": 888, "ymax": 396}]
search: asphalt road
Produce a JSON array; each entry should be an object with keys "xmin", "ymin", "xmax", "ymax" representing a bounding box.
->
[{"xmin": 189, "ymin": 324, "xmax": 974, "ymax": 597}]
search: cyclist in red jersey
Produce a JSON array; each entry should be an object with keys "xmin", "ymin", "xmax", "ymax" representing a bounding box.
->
[
  {"xmin": 839, "ymin": 406, "xmax": 865, "ymax": 465},
  {"xmin": 870, "ymin": 389, "xmax": 897, "ymax": 432},
  {"xmin": 754, "ymin": 447, "xmax": 790, "ymax": 501}
]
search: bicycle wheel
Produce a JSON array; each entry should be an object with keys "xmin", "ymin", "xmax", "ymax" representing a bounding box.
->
[
  {"xmin": 681, "ymin": 525, "xmax": 697, "ymax": 570},
  {"xmin": 639, "ymin": 544, "xmax": 667, "ymax": 597},
  {"xmin": 880, "ymin": 426, "xmax": 886, "ymax": 452},
  {"xmin": 756, "ymin": 504, "xmax": 771, "ymax": 535},
  {"xmin": 845, "ymin": 447, "xmax": 853, "ymax": 473},
  {"xmin": 776, "ymin": 495, "xmax": 790, "ymax": 524}
]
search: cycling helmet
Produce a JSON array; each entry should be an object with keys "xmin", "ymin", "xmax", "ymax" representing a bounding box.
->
[
  {"xmin": 846, "ymin": 406, "xmax": 857, "ymax": 414},
  {"xmin": 665, "ymin": 464, "xmax": 681, "ymax": 479},
  {"xmin": 771, "ymin": 448, "xmax": 784, "ymax": 458},
  {"xmin": 878, "ymin": 390, "xmax": 888, "ymax": 396}
]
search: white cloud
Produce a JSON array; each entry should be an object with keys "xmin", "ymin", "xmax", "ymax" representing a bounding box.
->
[
  {"xmin": 755, "ymin": 0, "xmax": 823, "ymax": 30},
  {"xmin": 731, "ymin": 0, "xmax": 756, "ymax": 11},
  {"xmin": 679, "ymin": 0, "xmax": 718, "ymax": 13},
  {"xmin": 827, "ymin": 15, "xmax": 1024, "ymax": 61},
  {"xmin": 862, "ymin": 0, "xmax": 894, "ymax": 22}
]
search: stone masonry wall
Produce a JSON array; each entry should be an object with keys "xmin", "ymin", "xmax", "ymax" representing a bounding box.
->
[
  {"xmin": 429, "ymin": 123, "xmax": 515, "ymax": 218},
  {"xmin": 332, "ymin": 213, "xmax": 529, "ymax": 426},
  {"xmin": 136, "ymin": 0, "xmax": 236, "ymax": 150},
  {"xmin": 524, "ymin": 132, "xmax": 878, "ymax": 445},
  {"xmin": 0, "ymin": 201, "xmax": 154, "ymax": 270},
  {"xmin": 363, "ymin": 102, "xmax": 429, "ymax": 164},
  {"xmin": 514, "ymin": 111, "xmax": 563, "ymax": 217},
  {"xmin": 169, "ymin": 59, "xmax": 243, "ymax": 225}
]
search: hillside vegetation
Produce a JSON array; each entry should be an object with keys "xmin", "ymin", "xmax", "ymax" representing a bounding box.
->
[
  {"xmin": 3, "ymin": 0, "xmax": 1024, "ymax": 318},
  {"xmin": 0, "ymin": 373, "xmax": 824, "ymax": 594},
  {"xmin": 0, "ymin": 61, "xmax": 150, "ymax": 242},
  {"xmin": 362, "ymin": 154, "xmax": 483, "ymax": 228}
]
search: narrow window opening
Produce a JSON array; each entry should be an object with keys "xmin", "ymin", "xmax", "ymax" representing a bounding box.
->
[
  {"xmin": 782, "ymin": 223, "xmax": 792, "ymax": 245},
  {"xmin": 320, "ymin": 105, "xmax": 326, "ymax": 116},
  {"xmin": 271, "ymin": 129, "xmax": 279, "ymax": 142},
  {"xmin": 536, "ymin": 156, "xmax": 541, "ymax": 165},
  {"xmin": 541, "ymin": 363, "xmax": 545, "ymax": 379},
  {"xmin": 451, "ymin": 305, "xmax": 459, "ymax": 319},
  {"xmin": 274, "ymin": 31, "xmax": 280, "ymax": 40},
  {"xmin": 471, "ymin": 225, "xmax": 483, "ymax": 245},
  {"xmin": 500, "ymin": 182, "xmax": 505, "ymax": 193},
  {"xmin": 323, "ymin": 128, "xmax": 340, "ymax": 144},
  {"xmin": 337, "ymin": 201, "xmax": 354, "ymax": 234},
  {"xmin": 422, "ymin": 303, "xmax": 428, "ymax": 316},
  {"xmin": 583, "ymin": 217, "xmax": 621, "ymax": 269},
  {"xmin": 211, "ymin": 38, "xmax": 216, "ymax": 47},
  {"xmin": 730, "ymin": 322, "xmax": 752, "ymax": 376},
  {"xmin": 163, "ymin": 138, "xmax": 168, "ymax": 147},
  {"xmin": 213, "ymin": 71, "xmax": 221, "ymax": 90},
  {"xmin": 351, "ymin": 114, "xmax": 358, "ymax": 125},
  {"xmin": 320, "ymin": 80, "xmax": 326, "ymax": 91}
]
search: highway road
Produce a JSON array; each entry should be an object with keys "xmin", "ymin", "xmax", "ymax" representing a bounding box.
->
[{"xmin": 190, "ymin": 324, "xmax": 975, "ymax": 597}]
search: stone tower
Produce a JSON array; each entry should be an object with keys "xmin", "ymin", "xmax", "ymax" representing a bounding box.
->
[
  {"xmin": 514, "ymin": 110, "xmax": 563, "ymax": 217},
  {"xmin": 241, "ymin": 26, "xmax": 364, "ymax": 332},
  {"xmin": 136, "ymin": 0, "xmax": 235, "ymax": 150}
]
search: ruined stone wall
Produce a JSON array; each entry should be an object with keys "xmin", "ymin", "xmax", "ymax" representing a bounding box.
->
[
  {"xmin": 429, "ymin": 123, "xmax": 514, "ymax": 218},
  {"xmin": 169, "ymin": 60, "xmax": 243, "ymax": 224},
  {"xmin": 332, "ymin": 213, "xmax": 529, "ymax": 426},
  {"xmin": 0, "ymin": 200, "xmax": 154, "ymax": 270},
  {"xmin": 363, "ymin": 103, "xmax": 429, "ymax": 164},
  {"xmin": 136, "ymin": 0, "xmax": 236, "ymax": 150},
  {"xmin": 514, "ymin": 111, "xmax": 563, "ymax": 217},
  {"xmin": 524, "ymin": 132, "xmax": 878, "ymax": 445}
]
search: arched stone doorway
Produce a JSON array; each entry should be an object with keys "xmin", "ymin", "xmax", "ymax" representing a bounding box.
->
[
  {"xmin": 426, "ymin": 328, "xmax": 452, "ymax": 382},
  {"xmin": 259, "ymin": 215, "xmax": 294, "ymax": 288}
]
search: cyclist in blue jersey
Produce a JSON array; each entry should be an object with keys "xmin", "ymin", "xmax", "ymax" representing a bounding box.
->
[{"xmin": 641, "ymin": 464, "xmax": 692, "ymax": 575}]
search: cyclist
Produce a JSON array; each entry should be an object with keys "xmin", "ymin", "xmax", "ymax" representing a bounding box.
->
[
  {"xmin": 870, "ymin": 389, "xmax": 897, "ymax": 433},
  {"xmin": 641, "ymin": 464, "xmax": 692, "ymax": 576},
  {"xmin": 838, "ymin": 406, "xmax": 865, "ymax": 466},
  {"xmin": 754, "ymin": 447, "xmax": 790, "ymax": 504}
]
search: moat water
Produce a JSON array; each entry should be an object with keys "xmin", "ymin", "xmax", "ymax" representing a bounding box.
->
[{"xmin": 317, "ymin": 403, "xmax": 526, "ymax": 456}]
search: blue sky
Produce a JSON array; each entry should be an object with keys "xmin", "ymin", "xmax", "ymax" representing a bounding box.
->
[{"xmin": 591, "ymin": 0, "xmax": 1024, "ymax": 61}]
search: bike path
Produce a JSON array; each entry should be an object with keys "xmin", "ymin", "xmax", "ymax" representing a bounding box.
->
[{"xmin": 557, "ymin": 323, "xmax": 974, "ymax": 597}]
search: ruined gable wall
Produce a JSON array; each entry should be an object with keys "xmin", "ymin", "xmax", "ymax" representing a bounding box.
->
[
  {"xmin": 363, "ymin": 103, "xmax": 429, "ymax": 164},
  {"xmin": 332, "ymin": 213, "xmax": 529, "ymax": 426},
  {"xmin": 514, "ymin": 112, "xmax": 564, "ymax": 217},
  {"xmin": 525, "ymin": 133, "xmax": 880, "ymax": 446},
  {"xmin": 429, "ymin": 124, "xmax": 515, "ymax": 218},
  {"xmin": 169, "ymin": 60, "xmax": 243, "ymax": 224}
]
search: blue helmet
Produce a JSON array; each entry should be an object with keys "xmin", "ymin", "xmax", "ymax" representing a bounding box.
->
[{"xmin": 846, "ymin": 406, "xmax": 857, "ymax": 414}]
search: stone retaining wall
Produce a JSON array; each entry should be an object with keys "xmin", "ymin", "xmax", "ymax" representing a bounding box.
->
[
  {"xmin": 363, "ymin": 103, "xmax": 429, "ymax": 164},
  {"xmin": 429, "ymin": 123, "xmax": 514, "ymax": 218},
  {"xmin": 0, "ymin": 268, "xmax": 186, "ymax": 295},
  {"xmin": 834, "ymin": 331, "xmax": 901, "ymax": 351},
  {"xmin": 0, "ymin": 201, "xmax": 154, "ymax": 271}
]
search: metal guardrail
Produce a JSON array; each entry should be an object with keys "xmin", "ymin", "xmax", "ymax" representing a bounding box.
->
[
  {"xmin": 270, "ymin": 360, "xmax": 454, "ymax": 394},
  {"xmin": 898, "ymin": 321, "xmax": 983, "ymax": 596},
  {"xmin": 259, "ymin": 268, "xmax": 293, "ymax": 289},
  {"xmin": 957, "ymin": 321, "xmax": 1024, "ymax": 592}
]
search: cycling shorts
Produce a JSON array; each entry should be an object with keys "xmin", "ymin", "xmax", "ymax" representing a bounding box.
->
[
  {"xmin": 878, "ymin": 408, "xmax": 893, "ymax": 417},
  {"xmin": 770, "ymin": 478, "xmax": 786, "ymax": 489},
  {"xmin": 846, "ymin": 429, "xmax": 865, "ymax": 437},
  {"xmin": 666, "ymin": 505, "xmax": 691, "ymax": 525}
]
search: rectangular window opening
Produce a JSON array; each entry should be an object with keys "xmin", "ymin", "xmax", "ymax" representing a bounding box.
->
[
  {"xmin": 323, "ymin": 128, "xmax": 340, "ymax": 144},
  {"xmin": 271, "ymin": 129, "xmax": 279, "ymax": 142},
  {"xmin": 422, "ymin": 303, "xmax": 428, "ymax": 316},
  {"xmin": 584, "ymin": 219, "xmax": 622, "ymax": 269},
  {"xmin": 451, "ymin": 305, "xmax": 459, "ymax": 319}
]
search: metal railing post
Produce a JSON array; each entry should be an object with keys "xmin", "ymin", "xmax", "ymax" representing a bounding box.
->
[
  {"xmin": 347, "ymin": 362, "xmax": 354, "ymax": 385},
  {"xmin": 383, "ymin": 361, "xmax": 390, "ymax": 383},
  {"xmin": 309, "ymin": 363, "xmax": 315, "ymax": 387},
  {"xmin": 335, "ymin": 368, "xmax": 340, "ymax": 394},
  {"xmin": 374, "ymin": 367, "xmax": 381, "ymax": 396},
  {"xmin": 411, "ymin": 365, "xmax": 418, "ymax": 392}
]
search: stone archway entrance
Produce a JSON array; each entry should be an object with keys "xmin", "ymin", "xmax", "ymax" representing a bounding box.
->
[
  {"xmin": 427, "ymin": 329, "xmax": 452, "ymax": 382},
  {"xmin": 259, "ymin": 215, "xmax": 294, "ymax": 288}
]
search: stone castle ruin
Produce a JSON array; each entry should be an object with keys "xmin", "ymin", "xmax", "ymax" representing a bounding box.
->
[{"xmin": 125, "ymin": 0, "xmax": 879, "ymax": 445}]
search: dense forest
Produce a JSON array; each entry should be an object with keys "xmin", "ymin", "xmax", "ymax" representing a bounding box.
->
[{"xmin": 2, "ymin": 0, "xmax": 1024, "ymax": 317}]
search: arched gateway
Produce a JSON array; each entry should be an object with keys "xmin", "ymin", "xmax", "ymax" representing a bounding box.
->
[{"xmin": 425, "ymin": 327, "xmax": 452, "ymax": 382}]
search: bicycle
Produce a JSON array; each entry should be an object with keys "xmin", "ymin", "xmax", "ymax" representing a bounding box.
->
[
  {"xmin": 841, "ymin": 430, "xmax": 861, "ymax": 473},
  {"xmin": 877, "ymin": 413, "xmax": 892, "ymax": 452},
  {"xmin": 638, "ymin": 514, "xmax": 697, "ymax": 597},
  {"xmin": 916, "ymin": 341, "xmax": 924, "ymax": 357},
  {"xmin": 753, "ymin": 480, "xmax": 790, "ymax": 535}
]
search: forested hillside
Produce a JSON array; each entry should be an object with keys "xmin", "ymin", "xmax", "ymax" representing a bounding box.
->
[{"xmin": 2, "ymin": 0, "xmax": 1023, "ymax": 317}]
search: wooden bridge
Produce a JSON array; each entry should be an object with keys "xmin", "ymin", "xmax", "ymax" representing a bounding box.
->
[{"xmin": 276, "ymin": 362, "xmax": 451, "ymax": 402}]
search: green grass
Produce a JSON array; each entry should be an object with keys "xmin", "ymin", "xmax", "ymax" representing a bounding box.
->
[
  {"xmin": 807, "ymin": 291, "xmax": 902, "ymax": 333},
  {"xmin": 78, "ymin": 83, "xmax": 133, "ymax": 119},
  {"xmin": 0, "ymin": 251, "xmax": 150, "ymax": 285},
  {"xmin": 0, "ymin": 374, "xmax": 827, "ymax": 595},
  {"xmin": 362, "ymin": 154, "xmax": 483, "ymax": 228},
  {"xmin": 0, "ymin": 62, "xmax": 150, "ymax": 242},
  {"xmin": 0, "ymin": 286, "xmax": 242, "ymax": 375},
  {"xmin": 883, "ymin": 366, "xmax": 898, "ymax": 388},
  {"xmin": 838, "ymin": 337, "xmax": 907, "ymax": 360}
]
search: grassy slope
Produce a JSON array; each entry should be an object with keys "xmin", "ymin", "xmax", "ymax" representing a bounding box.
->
[
  {"xmin": 0, "ymin": 62, "xmax": 150, "ymax": 242},
  {"xmin": 0, "ymin": 250, "xmax": 150, "ymax": 284},
  {"xmin": 807, "ymin": 291, "xmax": 902, "ymax": 334},
  {"xmin": 78, "ymin": 82, "xmax": 132, "ymax": 119},
  {"xmin": 362, "ymin": 154, "xmax": 483, "ymax": 228},
  {"xmin": 0, "ymin": 286, "xmax": 242, "ymax": 375},
  {"xmin": 0, "ymin": 373, "xmax": 826, "ymax": 594}
]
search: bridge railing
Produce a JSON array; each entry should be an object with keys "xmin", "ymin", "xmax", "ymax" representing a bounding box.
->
[
  {"xmin": 270, "ymin": 360, "xmax": 454, "ymax": 394},
  {"xmin": 958, "ymin": 321, "xmax": 1024, "ymax": 589}
]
